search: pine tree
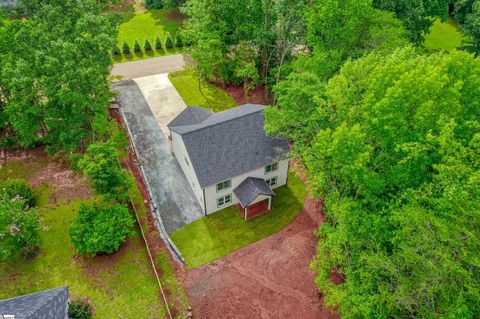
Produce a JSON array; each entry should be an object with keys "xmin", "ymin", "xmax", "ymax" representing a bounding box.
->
[
  {"xmin": 165, "ymin": 32, "xmax": 174, "ymax": 49},
  {"xmin": 133, "ymin": 39, "xmax": 142, "ymax": 53},
  {"xmin": 144, "ymin": 37, "xmax": 152, "ymax": 52},
  {"xmin": 112, "ymin": 43, "xmax": 121, "ymax": 56},
  {"xmin": 122, "ymin": 40, "xmax": 130, "ymax": 55},
  {"xmin": 175, "ymin": 34, "xmax": 183, "ymax": 48},
  {"xmin": 155, "ymin": 35, "xmax": 163, "ymax": 50}
]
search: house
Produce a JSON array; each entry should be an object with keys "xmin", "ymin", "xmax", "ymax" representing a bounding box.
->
[
  {"xmin": 168, "ymin": 104, "xmax": 290, "ymax": 219},
  {"xmin": 0, "ymin": 287, "xmax": 69, "ymax": 319}
]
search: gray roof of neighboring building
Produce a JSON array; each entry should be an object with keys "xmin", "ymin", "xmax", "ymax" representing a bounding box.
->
[
  {"xmin": 168, "ymin": 106, "xmax": 214, "ymax": 128},
  {"xmin": 168, "ymin": 104, "xmax": 290, "ymax": 188},
  {"xmin": 234, "ymin": 177, "xmax": 275, "ymax": 207},
  {"xmin": 0, "ymin": 286, "xmax": 69, "ymax": 319}
]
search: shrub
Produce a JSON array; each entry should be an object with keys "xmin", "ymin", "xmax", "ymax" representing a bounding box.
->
[
  {"xmin": 69, "ymin": 203, "xmax": 134, "ymax": 255},
  {"xmin": 155, "ymin": 35, "xmax": 163, "ymax": 50},
  {"xmin": 78, "ymin": 141, "xmax": 129, "ymax": 202},
  {"xmin": 144, "ymin": 37, "xmax": 152, "ymax": 52},
  {"xmin": 122, "ymin": 40, "xmax": 130, "ymax": 55},
  {"xmin": 144, "ymin": 0, "xmax": 164, "ymax": 9},
  {"xmin": 165, "ymin": 32, "xmax": 174, "ymax": 49},
  {"xmin": 112, "ymin": 43, "xmax": 121, "ymax": 56},
  {"xmin": 0, "ymin": 179, "xmax": 35, "ymax": 208},
  {"xmin": 133, "ymin": 39, "xmax": 142, "ymax": 53},
  {"xmin": 68, "ymin": 299, "xmax": 92, "ymax": 319},
  {"xmin": 0, "ymin": 195, "xmax": 40, "ymax": 261},
  {"xmin": 175, "ymin": 34, "xmax": 183, "ymax": 48}
]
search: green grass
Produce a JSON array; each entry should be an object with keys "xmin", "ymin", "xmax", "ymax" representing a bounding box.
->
[
  {"xmin": 169, "ymin": 70, "xmax": 238, "ymax": 112},
  {"xmin": 425, "ymin": 17, "xmax": 463, "ymax": 51},
  {"xmin": 0, "ymin": 160, "xmax": 167, "ymax": 318},
  {"xmin": 170, "ymin": 170, "xmax": 307, "ymax": 268},
  {"xmin": 115, "ymin": 8, "xmax": 184, "ymax": 63}
]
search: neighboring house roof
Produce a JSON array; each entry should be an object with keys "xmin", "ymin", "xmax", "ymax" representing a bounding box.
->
[
  {"xmin": 234, "ymin": 177, "xmax": 275, "ymax": 207},
  {"xmin": 0, "ymin": 286, "xmax": 69, "ymax": 319},
  {"xmin": 168, "ymin": 106, "xmax": 214, "ymax": 128},
  {"xmin": 168, "ymin": 104, "xmax": 290, "ymax": 188}
]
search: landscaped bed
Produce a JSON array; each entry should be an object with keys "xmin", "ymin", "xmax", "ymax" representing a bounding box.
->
[
  {"xmin": 170, "ymin": 169, "xmax": 307, "ymax": 268},
  {"xmin": 0, "ymin": 150, "xmax": 169, "ymax": 318},
  {"xmin": 168, "ymin": 70, "xmax": 238, "ymax": 112}
]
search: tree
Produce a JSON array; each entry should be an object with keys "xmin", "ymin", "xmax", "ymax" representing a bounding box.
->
[
  {"xmin": 459, "ymin": 0, "xmax": 480, "ymax": 55},
  {"xmin": 0, "ymin": 195, "xmax": 40, "ymax": 261},
  {"xmin": 175, "ymin": 33, "xmax": 183, "ymax": 48},
  {"xmin": 122, "ymin": 39, "xmax": 130, "ymax": 55},
  {"xmin": 78, "ymin": 141, "xmax": 129, "ymax": 202},
  {"xmin": 144, "ymin": 0, "xmax": 164, "ymax": 9},
  {"xmin": 144, "ymin": 37, "xmax": 152, "ymax": 52},
  {"xmin": 133, "ymin": 39, "xmax": 142, "ymax": 53},
  {"xmin": 0, "ymin": 179, "xmax": 35, "ymax": 208},
  {"xmin": 69, "ymin": 203, "xmax": 134, "ymax": 255},
  {"xmin": 266, "ymin": 47, "xmax": 480, "ymax": 317},
  {"xmin": 0, "ymin": 0, "xmax": 117, "ymax": 152},
  {"xmin": 112, "ymin": 43, "xmax": 121, "ymax": 56},
  {"xmin": 165, "ymin": 32, "xmax": 174, "ymax": 49},
  {"xmin": 154, "ymin": 35, "xmax": 163, "ymax": 50}
]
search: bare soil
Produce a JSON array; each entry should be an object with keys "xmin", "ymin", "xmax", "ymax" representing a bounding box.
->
[{"xmin": 181, "ymin": 164, "xmax": 339, "ymax": 319}]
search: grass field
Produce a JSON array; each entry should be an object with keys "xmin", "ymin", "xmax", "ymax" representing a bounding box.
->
[
  {"xmin": 114, "ymin": 8, "xmax": 184, "ymax": 63},
  {"xmin": 170, "ymin": 170, "xmax": 307, "ymax": 268},
  {"xmin": 425, "ymin": 17, "xmax": 463, "ymax": 51},
  {"xmin": 169, "ymin": 70, "xmax": 238, "ymax": 112},
  {"xmin": 0, "ymin": 157, "xmax": 168, "ymax": 318}
]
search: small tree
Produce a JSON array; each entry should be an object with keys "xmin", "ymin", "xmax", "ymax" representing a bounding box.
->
[
  {"xmin": 112, "ymin": 43, "xmax": 121, "ymax": 56},
  {"xmin": 0, "ymin": 179, "xmax": 35, "ymax": 208},
  {"xmin": 69, "ymin": 203, "xmax": 134, "ymax": 255},
  {"xmin": 165, "ymin": 32, "xmax": 174, "ymax": 49},
  {"xmin": 78, "ymin": 141, "xmax": 129, "ymax": 202},
  {"xmin": 175, "ymin": 34, "xmax": 183, "ymax": 48},
  {"xmin": 155, "ymin": 35, "xmax": 163, "ymax": 50},
  {"xmin": 144, "ymin": 37, "xmax": 152, "ymax": 52},
  {"xmin": 122, "ymin": 40, "xmax": 130, "ymax": 55},
  {"xmin": 0, "ymin": 195, "xmax": 40, "ymax": 261},
  {"xmin": 133, "ymin": 39, "xmax": 142, "ymax": 53}
]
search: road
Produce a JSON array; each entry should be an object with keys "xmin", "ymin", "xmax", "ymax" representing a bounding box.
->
[{"xmin": 111, "ymin": 54, "xmax": 191, "ymax": 79}]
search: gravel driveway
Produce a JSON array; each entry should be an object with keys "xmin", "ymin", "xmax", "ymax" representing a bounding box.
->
[{"xmin": 113, "ymin": 80, "xmax": 204, "ymax": 233}]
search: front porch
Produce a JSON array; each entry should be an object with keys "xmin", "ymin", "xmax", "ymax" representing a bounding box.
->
[{"xmin": 236, "ymin": 197, "xmax": 272, "ymax": 220}]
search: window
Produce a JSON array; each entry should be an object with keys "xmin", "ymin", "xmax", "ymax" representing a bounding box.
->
[
  {"xmin": 266, "ymin": 177, "xmax": 277, "ymax": 187},
  {"xmin": 217, "ymin": 194, "xmax": 232, "ymax": 208},
  {"xmin": 265, "ymin": 162, "xmax": 279, "ymax": 174},
  {"xmin": 216, "ymin": 179, "xmax": 231, "ymax": 192}
]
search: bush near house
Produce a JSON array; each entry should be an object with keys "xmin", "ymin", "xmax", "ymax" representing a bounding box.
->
[
  {"xmin": 69, "ymin": 202, "xmax": 134, "ymax": 255},
  {"xmin": 68, "ymin": 299, "xmax": 92, "ymax": 319}
]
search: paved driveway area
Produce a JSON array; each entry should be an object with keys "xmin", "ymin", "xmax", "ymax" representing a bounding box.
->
[
  {"xmin": 113, "ymin": 80, "xmax": 204, "ymax": 233},
  {"xmin": 112, "ymin": 54, "xmax": 190, "ymax": 79},
  {"xmin": 134, "ymin": 74, "xmax": 187, "ymax": 136}
]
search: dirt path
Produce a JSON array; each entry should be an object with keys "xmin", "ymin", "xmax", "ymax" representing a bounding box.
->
[{"xmin": 182, "ymin": 189, "xmax": 339, "ymax": 319}]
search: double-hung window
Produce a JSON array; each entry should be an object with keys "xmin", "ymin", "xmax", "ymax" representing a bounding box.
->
[
  {"xmin": 265, "ymin": 162, "xmax": 279, "ymax": 174},
  {"xmin": 216, "ymin": 179, "xmax": 231, "ymax": 192},
  {"xmin": 266, "ymin": 177, "xmax": 278, "ymax": 187},
  {"xmin": 217, "ymin": 194, "xmax": 232, "ymax": 208}
]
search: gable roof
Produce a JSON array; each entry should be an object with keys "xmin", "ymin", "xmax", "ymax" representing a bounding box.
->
[
  {"xmin": 168, "ymin": 104, "xmax": 290, "ymax": 188},
  {"xmin": 0, "ymin": 286, "xmax": 69, "ymax": 319},
  {"xmin": 233, "ymin": 177, "xmax": 275, "ymax": 207},
  {"xmin": 168, "ymin": 106, "xmax": 214, "ymax": 128}
]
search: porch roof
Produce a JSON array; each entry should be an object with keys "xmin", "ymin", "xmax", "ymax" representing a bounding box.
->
[{"xmin": 233, "ymin": 177, "xmax": 275, "ymax": 207}]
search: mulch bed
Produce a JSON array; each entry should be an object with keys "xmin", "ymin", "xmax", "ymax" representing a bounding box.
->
[{"xmin": 218, "ymin": 84, "xmax": 272, "ymax": 105}]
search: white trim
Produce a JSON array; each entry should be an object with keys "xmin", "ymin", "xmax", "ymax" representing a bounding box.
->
[
  {"xmin": 216, "ymin": 179, "xmax": 232, "ymax": 193},
  {"xmin": 217, "ymin": 194, "xmax": 232, "ymax": 208}
]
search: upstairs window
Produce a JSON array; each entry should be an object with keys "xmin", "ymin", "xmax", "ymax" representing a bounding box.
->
[
  {"xmin": 265, "ymin": 162, "xmax": 279, "ymax": 174},
  {"xmin": 216, "ymin": 179, "xmax": 231, "ymax": 192},
  {"xmin": 217, "ymin": 194, "xmax": 232, "ymax": 208}
]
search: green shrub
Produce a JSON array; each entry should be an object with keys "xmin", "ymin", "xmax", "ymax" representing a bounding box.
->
[
  {"xmin": 69, "ymin": 203, "xmax": 134, "ymax": 255},
  {"xmin": 112, "ymin": 43, "xmax": 121, "ymax": 56},
  {"xmin": 0, "ymin": 195, "xmax": 40, "ymax": 261},
  {"xmin": 144, "ymin": 38, "xmax": 152, "ymax": 52},
  {"xmin": 68, "ymin": 299, "xmax": 92, "ymax": 319},
  {"xmin": 165, "ymin": 32, "xmax": 174, "ymax": 49},
  {"xmin": 122, "ymin": 40, "xmax": 130, "ymax": 55},
  {"xmin": 155, "ymin": 35, "xmax": 163, "ymax": 51},
  {"xmin": 144, "ymin": 0, "xmax": 164, "ymax": 9},
  {"xmin": 0, "ymin": 179, "xmax": 35, "ymax": 208},
  {"xmin": 133, "ymin": 39, "xmax": 142, "ymax": 53},
  {"xmin": 175, "ymin": 34, "xmax": 183, "ymax": 48}
]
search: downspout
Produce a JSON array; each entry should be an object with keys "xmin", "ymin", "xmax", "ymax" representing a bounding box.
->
[{"xmin": 203, "ymin": 188, "xmax": 207, "ymax": 216}]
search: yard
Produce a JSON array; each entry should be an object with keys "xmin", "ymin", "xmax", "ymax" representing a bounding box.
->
[
  {"xmin": 170, "ymin": 170, "xmax": 307, "ymax": 268},
  {"xmin": 424, "ymin": 17, "xmax": 463, "ymax": 51},
  {"xmin": 169, "ymin": 70, "xmax": 238, "ymax": 112},
  {"xmin": 113, "ymin": 8, "xmax": 185, "ymax": 63},
  {"xmin": 0, "ymin": 150, "xmax": 177, "ymax": 318}
]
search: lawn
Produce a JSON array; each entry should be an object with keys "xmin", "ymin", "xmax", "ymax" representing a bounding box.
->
[
  {"xmin": 170, "ymin": 170, "xmax": 307, "ymax": 268},
  {"xmin": 114, "ymin": 8, "xmax": 185, "ymax": 63},
  {"xmin": 424, "ymin": 17, "xmax": 463, "ymax": 51},
  {"xmin": 0, "ymin": 157, "xmax": 168, "ymax": 318},
  {"xmin": 169, "ymin": 70, "xmax": 238, "ymax": 112}
]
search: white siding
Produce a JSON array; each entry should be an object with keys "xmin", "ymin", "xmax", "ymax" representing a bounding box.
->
[
  {"xmin": 203, "ymin": 159, "xmax": 289, "ymax": 215},
  {"xmin": 170, "ymin": 131, "xmax": 205, "ymax": 211}
]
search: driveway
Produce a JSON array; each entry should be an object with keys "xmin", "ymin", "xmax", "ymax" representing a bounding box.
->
[
  {"xmin": 112, "ymin": 54, "xmax": 191, "ymax": 79},
  {"xmin": 113, "ymin": 80, "xmax": 204, "ymax": 233}
]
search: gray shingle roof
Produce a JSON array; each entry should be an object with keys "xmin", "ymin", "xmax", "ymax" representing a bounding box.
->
[
  {"xmin": 234, "ymin": 177, "xmax": 275, "ymax": 207},
  {"xmin": 168, "ymin": 106, "xmax": 213, "ymax": 128},
  {"xmin": 168, "ymin": 104, "xmax": 290, "ymax": 188},
  {"xmin": 0, "ymin": 287, "xmax": 69, "ymax": 319}
]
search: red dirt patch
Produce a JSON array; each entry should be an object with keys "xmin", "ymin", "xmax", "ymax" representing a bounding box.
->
[
  {"xmin": 182, "ymin": 167, "xmax": 339, "ymax": 319},
  {"xmin": 220, "ymin": 84, "xmax": 272, "ymax": 105}
]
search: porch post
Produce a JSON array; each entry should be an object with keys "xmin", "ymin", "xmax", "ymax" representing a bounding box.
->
[
  {"xmin": 244, "ymin": 206, "xmax": 248, "ymax": 220},
  {"xmin": 268, "ymin": 197, "xmax": 272, "ymax": 210}
]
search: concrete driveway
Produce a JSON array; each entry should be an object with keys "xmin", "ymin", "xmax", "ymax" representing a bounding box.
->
[
  {"xmin": 111, "ymin": 54, "xmax": 191, "ymax": 79},
  {"xmin": 113, "ymin": 80, "xmax": 204, "ymax": 233}
]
